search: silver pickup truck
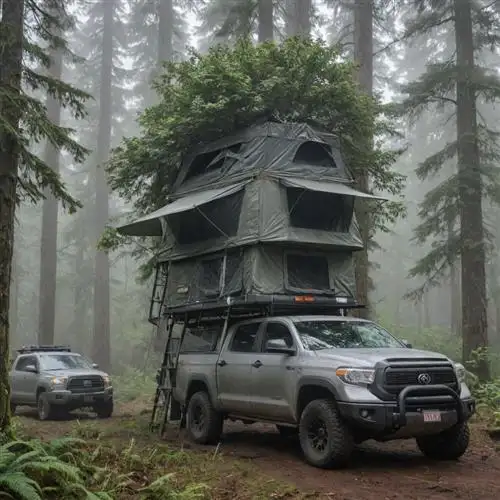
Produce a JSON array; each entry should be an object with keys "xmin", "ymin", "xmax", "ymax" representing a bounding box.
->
[
  {"xmin": 9, "ymin": 345, "xmax": 113, "ymax": 420},
  {"xmin": 173, "ymin": 315, "xmax": 475, "ymax": 469}
]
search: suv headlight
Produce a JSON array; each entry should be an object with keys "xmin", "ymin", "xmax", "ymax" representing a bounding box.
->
[
  {"xmin": 336, "ymin": 367, "xmax": 375, "ymax": 386},
  {"xmin": 102, "ymin": 375, "xmax": 112, "ymax": 388},
  {"xmin": 454, "ymin": 363, "xmax": 466, "ymax": 383},
  {"xmin": 50, "ymin": 376, "xmax": 68, "ymax": 388}
]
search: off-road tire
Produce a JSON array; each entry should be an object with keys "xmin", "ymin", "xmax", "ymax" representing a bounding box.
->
[
  {"xmin": 276, "ymin": 425, "xmax": 298, "ymax": 438},
  {"xmin": 37, "ymin": 392, "xmax": 57, "ymax": 421},
  {"xmin": 416, "ymin": 422, "xmax": 470, "ymax": 460},
  {"xmin": 94, "ymin": 400, "xmax": 114, "ymax": 419},
  {"xmin": 186, "ymin": 391, "xmax": 223, "ymax": 445},
  {"xmin": 299, "ymin": 398, "xmax": 354, "ymax": 469}
]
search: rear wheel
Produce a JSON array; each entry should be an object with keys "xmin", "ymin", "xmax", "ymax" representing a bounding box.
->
[
  {"xmin": 94, "ymin": 400, "xmax": 114, "ymax": 419},
  {"xmin": 186, "ymin": 391, "xmax": 223, "ymax": 445},
  {"xmin": 298, "ymin": 398, "xmax": 354, "ymax": 469},
  {"xmin": 416, "ymin": 422, "xmax": 470, "ymax": 460}
]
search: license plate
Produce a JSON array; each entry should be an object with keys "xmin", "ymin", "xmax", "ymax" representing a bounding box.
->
[
  {"xmin": 423, "ymin": 411, "xmax": 441, "ymax": 422},
  {"xmin": 84, "ymin": 395, "xmax": 94, "ymax": 403}
]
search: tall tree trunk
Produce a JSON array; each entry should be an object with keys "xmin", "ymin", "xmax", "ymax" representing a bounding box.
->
[
  {"xmin": 72, "ymin": 222, "xmax": 87, "ymax": 353},
  {"xmin": 38, "ymin": 43, "xmax": 63, "ymax": 345},
  {"xmin": 286, "ymin": 0, "xmax": 311, "ymax": 36},
  {"xmin": 454, "ymin": 0, "xmax": 489, "ymax": 379},
  {"xmin": 258, "ymin": 0, "xmax": 273, "ymax": 42},
  {"xmin": 9, "ymin": 239, "xmax": 19, "ymax": 343},
  {"xmin": 353, "ymin": 0, "xmax": 373, "ymax": 319},
  {"xmin": 157, "ymin": 0, "xmax": 173, "ymax": 66},
  {"xmin": 92, "ymin": 0, "xmax": 113, "ymax": 372},
  {"xmin": 0, "ymin": 0, "xmax": 25, "ymax": 436}
]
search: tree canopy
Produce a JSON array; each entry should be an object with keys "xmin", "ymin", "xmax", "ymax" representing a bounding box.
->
[{"xmin": 108, "ymin": 37, "xmax": 404, "ymax": 227}]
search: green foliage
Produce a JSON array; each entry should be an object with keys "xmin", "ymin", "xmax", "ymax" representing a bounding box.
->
[
  {"xmin": 108, "ymin": 37, "xmax": 404, "ymax": 230},
  {"xmin": 0, "ymin": 0, "xmax": 91, "ymax": 211},
  {"xmin": 112, "ymin": 368, "xmax": 156, "ymax": 403},
  {"xmin": 0, "ymin": 437, "xmax": 109, "ymax": 499}
]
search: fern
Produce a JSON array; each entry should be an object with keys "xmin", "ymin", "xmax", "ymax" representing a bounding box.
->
[{"xmin": 0, "ymin": 471, "xmax": 43, "ymax": 500}]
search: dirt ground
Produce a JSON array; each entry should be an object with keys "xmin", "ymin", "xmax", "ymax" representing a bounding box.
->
[{"xmin": 16, "ymin": 402, "xmax": 500, "ymax": 500}]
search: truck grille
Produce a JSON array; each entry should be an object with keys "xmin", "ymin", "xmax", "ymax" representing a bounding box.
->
[
  {"xmin": 67, "ymin": 375, "xmax": 104, "ymax": 393},
  {"xmin": 382, "ymin": 361, "xmax": 458, "ymax": 397}
]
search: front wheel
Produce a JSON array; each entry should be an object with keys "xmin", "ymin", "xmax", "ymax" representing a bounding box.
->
[
  {"xmin": 416, "ymin": 422, "xmax": 470, "ymax": 460},
  {"xmin": 10, "ymin": 402, "xmax": 16, "ymax": 416},
  {"xmin": 94, "ymin": 400, "xmax": 114, "ymax": 419},
  {"xmin": 299, "ymin": 398, "xmax": 354, "ymax": 469},
  {"xmin": 37, "ymin": 393, "xmax": 57, "ymax": 421},
  {"xmin": 186, "ymin": 391, "xmax": 223, "ymax": 445}
]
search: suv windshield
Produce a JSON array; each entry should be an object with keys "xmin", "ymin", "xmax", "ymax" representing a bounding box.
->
[
  {"xmin": 293, "ymin": 320, "xmax": 403, "ymax": 350},
  {"xmin": 38, "ymin": 354, "xmax": 93, "ymax": 371}
]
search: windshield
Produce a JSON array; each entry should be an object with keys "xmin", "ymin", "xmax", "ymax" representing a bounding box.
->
[
  {"xmin": 293, "ymin": 320, "xmax": 404, "ymax": 350},
  {"xmin": 38, "ymin": 354, "xmax": 93, "ymax": 371}
]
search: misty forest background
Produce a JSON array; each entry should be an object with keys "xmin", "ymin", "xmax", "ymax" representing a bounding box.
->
[{"xmin": 10, "ymin": 0, "xmax": 500, "ymax": 380}]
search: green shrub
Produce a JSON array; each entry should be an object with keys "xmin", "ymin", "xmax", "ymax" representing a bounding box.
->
[{"xmin": 112, "ymin": 367, "xmax": 156, "ymax": 403}]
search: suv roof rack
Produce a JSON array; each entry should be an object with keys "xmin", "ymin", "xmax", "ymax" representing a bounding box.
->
[
  {"xmin": 17, "ymin": 345, "xmax": 72, "ymax": 354},
  {"xmin": 164, "ymin": 294, "xmax": 364, "ymax": 324}
]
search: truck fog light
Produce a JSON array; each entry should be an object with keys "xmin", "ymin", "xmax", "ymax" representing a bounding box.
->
[{"xmin": 360, "ymin": 409, "xmax": 369, "ymax": 418}]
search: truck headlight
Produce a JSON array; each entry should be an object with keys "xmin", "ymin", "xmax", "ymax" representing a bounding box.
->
[
  {"xmin": 50, "ymin": 376, "xmax": 67, "ymax": 388},
  {"xmin": 102, "ymin": 375, "xmax": 111, "ymax": 388},
  {"xmin": 454, "ymin": 363, "xmax": 466, "ymax": 383},
  {"xmin": 336, "ymin": 367, "xmax": 375, "ymax": 386}
]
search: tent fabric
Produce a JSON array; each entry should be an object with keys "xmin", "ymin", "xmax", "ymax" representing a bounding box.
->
[
  {"xmin": 164, "ymin": 245, "xmax": 356, "ymax": 309},
  {"xmin": 117, "ymin": 182, "xmax": 246, "ymax": 236},
  {"xmin": 279, "ymin": 177, "xmax": 387, "ymax": 201}
]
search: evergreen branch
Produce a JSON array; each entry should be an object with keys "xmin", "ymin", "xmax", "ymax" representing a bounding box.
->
[{"xmin": 416, "ymin": 140, "xmax": 458, "ymax": 179}]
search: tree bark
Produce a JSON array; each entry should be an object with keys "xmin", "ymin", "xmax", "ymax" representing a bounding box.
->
[
  {"xmin": 0, "ymin": 0, "xmax": 25, "ymax": 436},
  {"xmin": 286, "ymin": 0, "xmax": 311, "ymax": 36},
  {"xmin": 157, "ymin": 0, "xmax": 173, "ymax": 66},
  {"xmin": 92, "ymin": 0, "xmax": 113, "ymax": 372},
  {"xmin": 353, "ymin": 0, "xmax": 373, "ymax": 319},
  {"xmin": 258, "ymin": 0, "xmax": 273, "ymax": 42},
  {"xmin": 454, "ymin": 0, "xmax": 489, "ymax": 379},
  {"xmin": 38, "ymin": 43, "xmax": 63, "ymax": 345}
]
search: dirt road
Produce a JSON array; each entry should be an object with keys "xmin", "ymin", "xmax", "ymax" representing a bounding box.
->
[{"xmin": 16, "ymin": 404, "xmax": 500, "ymax": 500}]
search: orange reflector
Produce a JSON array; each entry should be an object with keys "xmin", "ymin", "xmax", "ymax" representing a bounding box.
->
[
  {"xmin": 294, "ymin": 295, "xmax": 315, "ymax": 303},
  {"xmin": 336, "ymin": 368, "xmax": 349, "ymax": 377}
]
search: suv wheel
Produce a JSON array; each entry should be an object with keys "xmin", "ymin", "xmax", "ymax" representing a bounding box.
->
[
  {"xmin": 37, "ymin": 393, "xmax": 56, "ymax": 421},
  {"xmin": 94, "ymin": 400, "xmax": 114, "ymax": 419},
  {"xmin": 10, "ymin": 403, "xmax": 16, "ymax": 416},
  {"xmin": 299, "ymin": 398, "xmax": 354, "ymax": 469},
  {"xmin": 416, "ymin": 422, "xmax": 470, "ymax": 460},
  {"xmin": 186, "ymin": 391, "xmax": 223, "ymax": 445}
]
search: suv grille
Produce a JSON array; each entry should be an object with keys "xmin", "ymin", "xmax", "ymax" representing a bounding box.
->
[
  {"xmin": 67, "ymin": 375, "xmax": 104, "ymax": 393},
  {"xmin": 382, "ymin": 363, "xmax": 458, "ymax": 397}
]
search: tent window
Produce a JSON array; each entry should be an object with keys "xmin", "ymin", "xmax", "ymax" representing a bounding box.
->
[
  {"xmin": 287, "ymin": 188, "xmax": 353, "ymax": 232},
  {"xmin": 200, "ymin": 257, "xmax": 223, "ymax": 297},
  {"xmin": 168, "ymin": 190, "xmax": 243, "ymax": 245},
  {"xmin": 185, "ymin": 143, "xmax": 242, "ymax": 180},
  {"xmin": 287, "ymin": 254, "xmax": 330, "ymax": 291},
  {"xmin": 293, "ymin": 141, "xmax": 336, "ymax": 168},
  {"xmin": 224, "ymin": 250, "xmax": 242, "ymax": 293}
]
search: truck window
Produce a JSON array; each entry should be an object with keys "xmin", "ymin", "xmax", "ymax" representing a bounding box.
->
[
  {"xmin": 229, "ymin": 322, "xmax": 261, "ymax": 352},
  {"xmin": 262, "ymin": 322, "xmax": 294, "ymax": 351},
  {"xmin": 14, "ymin": 356, "xmax": 37, "ymax": 372},
  {"xmin": 181, "ymin": 325, "xmax": 221, "ymax": 353}
]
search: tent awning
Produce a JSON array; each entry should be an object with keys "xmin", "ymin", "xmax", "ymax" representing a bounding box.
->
[
  {"xmin": 280, "ymin": 177, "xmax": 387, "ymax": 200},
  {"xmin": 117, "ymin": 182, "xmax": 246, "ymax": 237}
]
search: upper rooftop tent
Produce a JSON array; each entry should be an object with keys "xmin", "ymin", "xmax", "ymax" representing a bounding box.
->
[{"xmin": 173, "ymin": 121, "xmax": 351, "ymax": 195}]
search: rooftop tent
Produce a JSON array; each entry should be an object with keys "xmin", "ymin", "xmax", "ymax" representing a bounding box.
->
[{"xmin": 116, "ymin": 182, "xmax": 246, "ymax": 237}]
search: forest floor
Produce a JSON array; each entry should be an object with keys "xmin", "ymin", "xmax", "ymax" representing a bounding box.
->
[{"xmin": 15, "ymin": 399, "xmax": 500, "ymax": 500}]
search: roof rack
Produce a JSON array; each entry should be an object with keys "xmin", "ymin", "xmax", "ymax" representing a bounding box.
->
[
  {"xmin": 17, "ymin": 345, "xmax": 72, "ymax": 354},
  {"xmin": 164, "ymin": 294, "xmax": 364, "ymax": 324}
]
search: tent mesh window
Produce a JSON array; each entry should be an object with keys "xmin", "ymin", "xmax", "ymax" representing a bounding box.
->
[
  {"xmin": 199, "ymin": 250, "xmax": 242, "ymax": 298},
  {"xmin": 185, "ymin": 143, "xmax": 242, "ymax": 180},
  {"xmin": 168, "ymin": 190, "xmax": 244, "ymax": 245},
  {"xmin": 200, "ymin": 256, "xmax": 223, "ymax": 297},
  {"xmin": 293, "ymin": 141, "xmax": 336, "ymax": 168},
  {"xmin": 286, "ymin": 253, "xmax": 331, "ymax": 291},
  {"xmin": 287, "ymin": 187, "xmax": 353, "ymax": 232}
]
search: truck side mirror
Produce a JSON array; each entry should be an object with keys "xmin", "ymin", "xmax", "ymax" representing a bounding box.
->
[
  {"xmin": 24, "ymin": 365, "xmax": 38, "ymax": 373},
  {"xmin": 266, "ymin": 339, "xmax": 296, "ymax": 355},
  {"xmin": 401, "ymin": 339, "xmax": 412, "ymax": 348},
  {"xmin": 92, "ymin": 363, "xmax": 99, "ymax": 369}
]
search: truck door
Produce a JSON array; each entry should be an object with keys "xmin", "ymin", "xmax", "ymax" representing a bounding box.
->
[
  {"xmin": 11, "ymin": 355, "xmax": 39, "ymax": 404},
  {"xmin": 248, "ymin": 320, "xmax": 297, "ymax": 421},
  {"xmin": 216, "ymin": 321, "xmax": 263, "ymax": 414}
]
